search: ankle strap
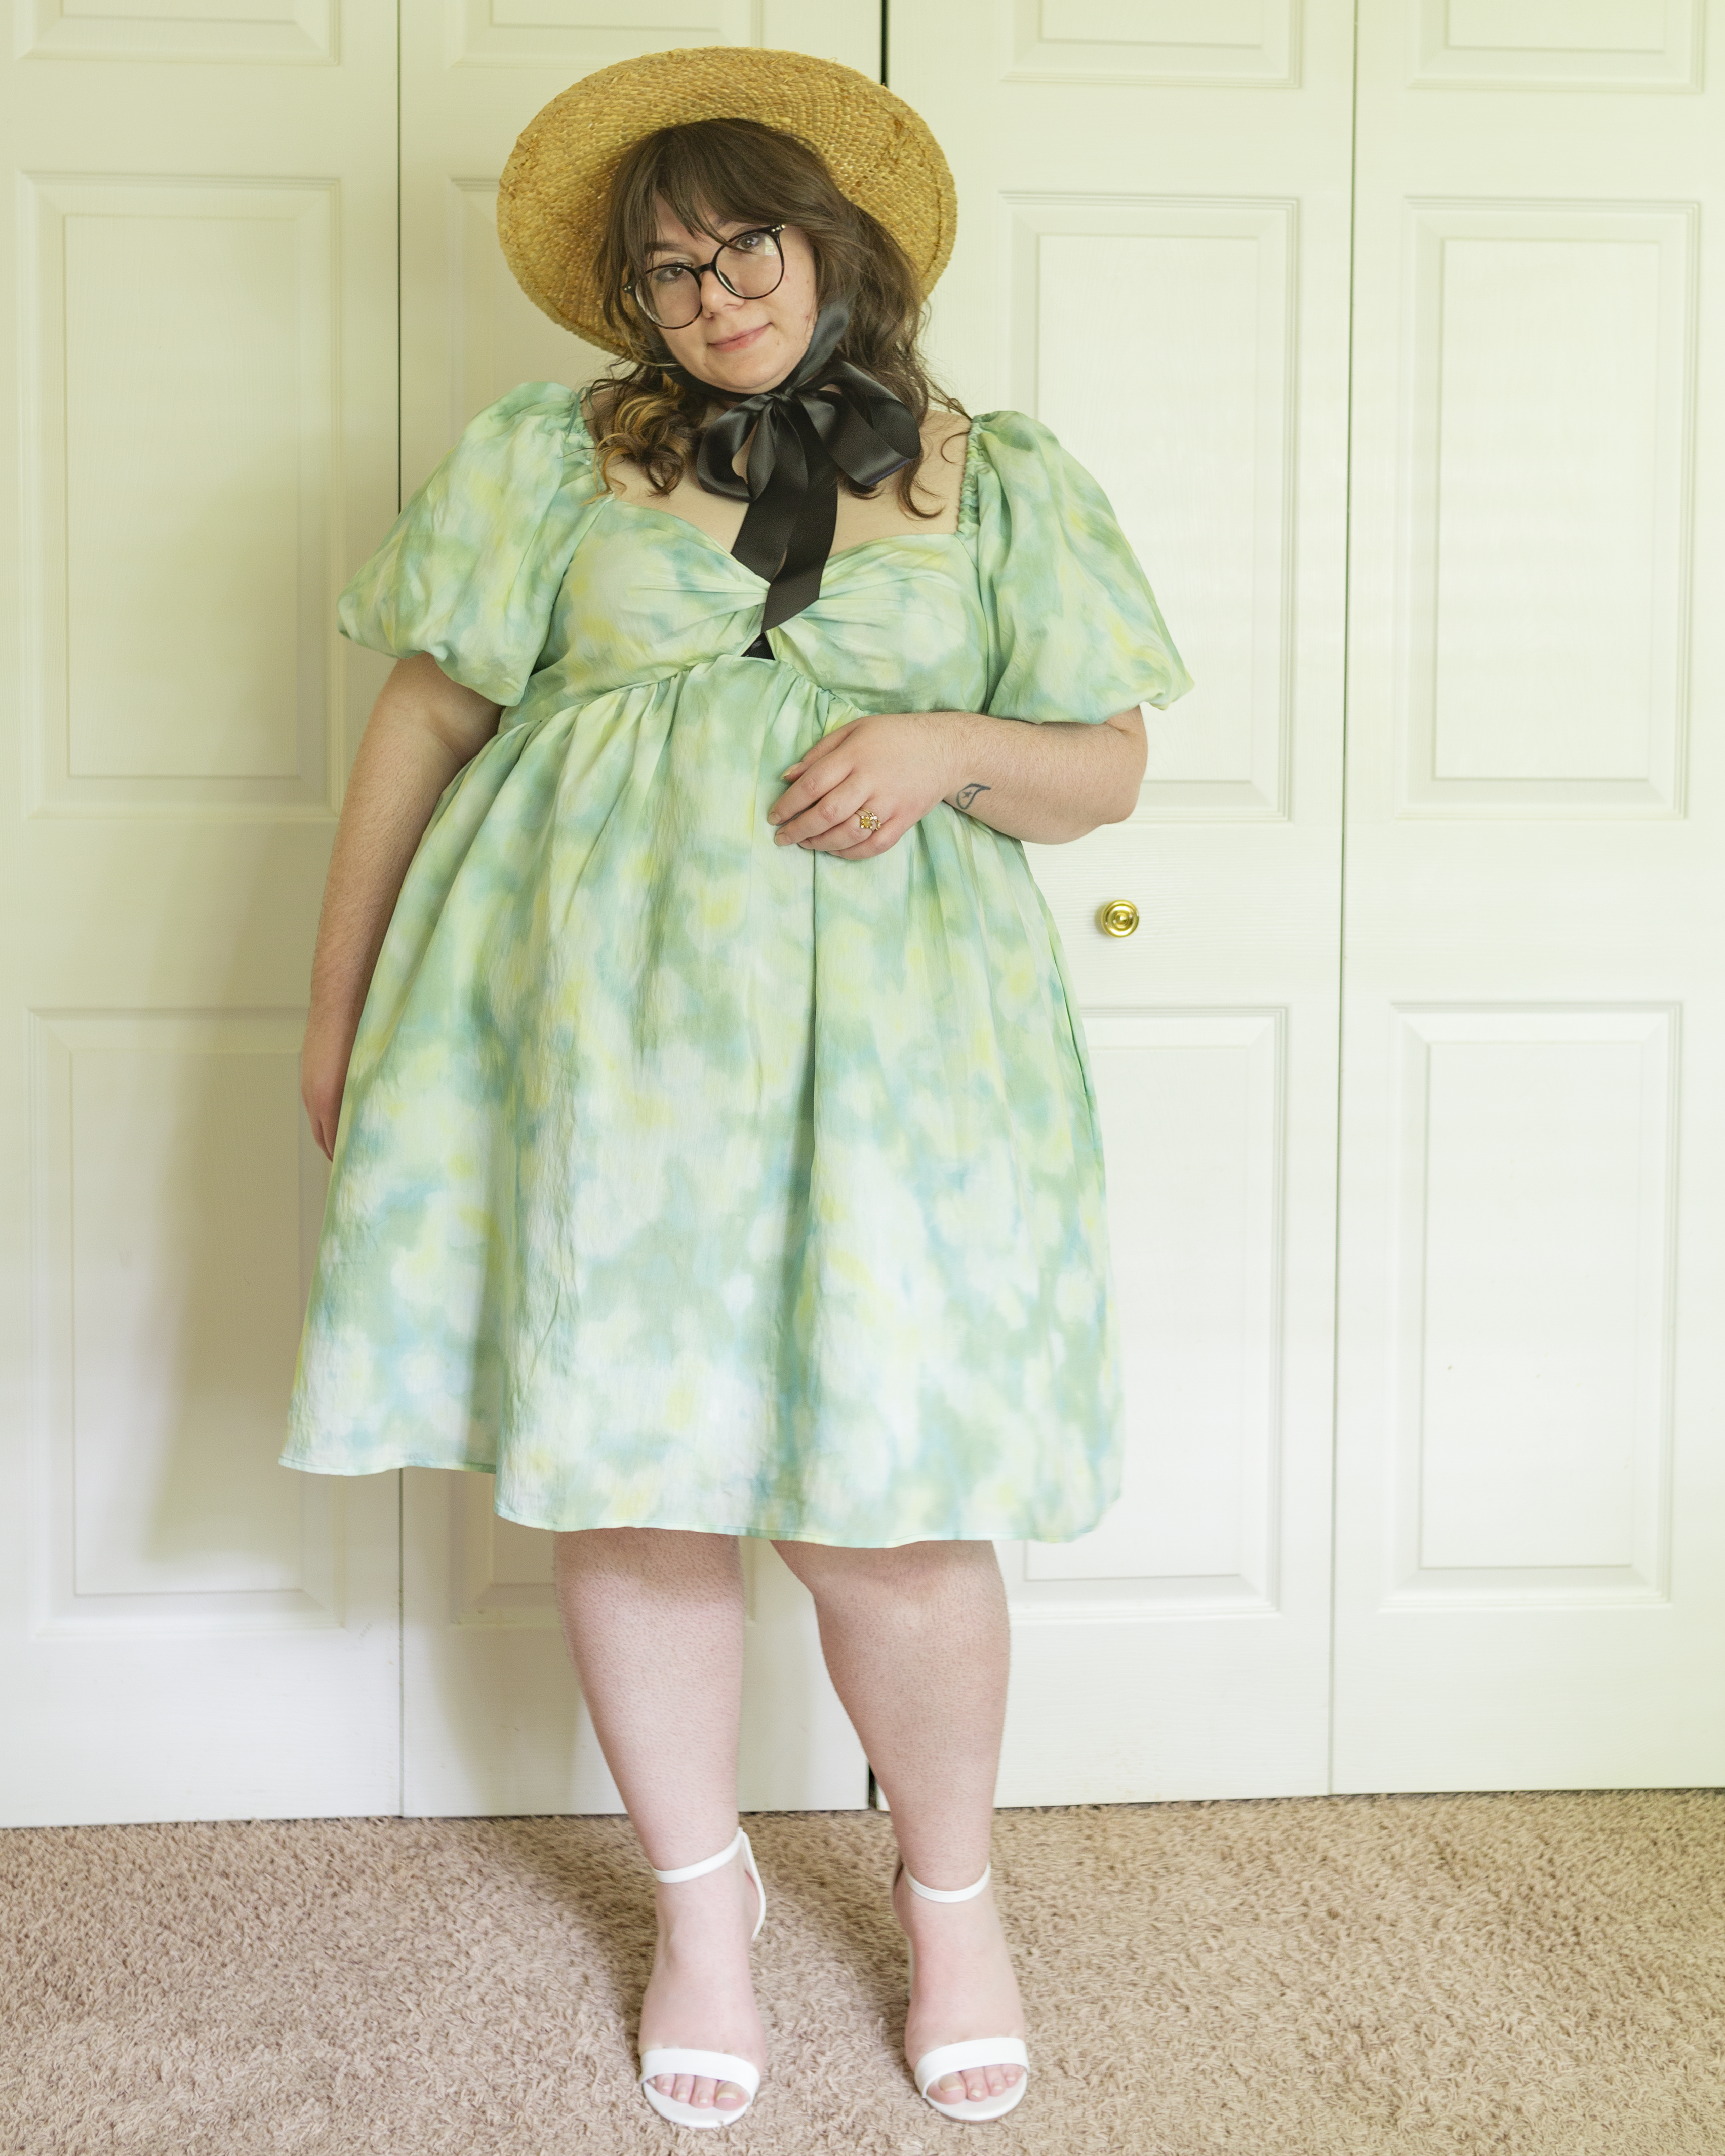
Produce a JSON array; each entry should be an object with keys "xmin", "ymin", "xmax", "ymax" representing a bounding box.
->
[
  {"xmin": 650, "ymin": 1826, "xmax": 747, "ymax": 1885},
  {"xmin": 904, "ymin": 1860, "xmax": 990, "ymax": 1903}
]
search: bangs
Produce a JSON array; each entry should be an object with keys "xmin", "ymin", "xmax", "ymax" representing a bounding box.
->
[{"xmin": 613, "ymin": 121, "xmax": 831, "ymax": 278}]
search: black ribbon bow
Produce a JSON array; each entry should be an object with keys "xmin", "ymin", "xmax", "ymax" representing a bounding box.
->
[{"xmin": 669, "ymin": 300, "xmax": 922, "ymax": 635}]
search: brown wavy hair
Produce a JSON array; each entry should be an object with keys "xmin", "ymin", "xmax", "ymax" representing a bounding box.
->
[{"xmin": 586, "ymin": 116, "xmax": 963, "ymax": 512}]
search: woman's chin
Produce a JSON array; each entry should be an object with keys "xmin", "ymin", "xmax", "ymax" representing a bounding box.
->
[{"xmin": 678, "ymin": 333, "xmax": 800, "ymax": 396}]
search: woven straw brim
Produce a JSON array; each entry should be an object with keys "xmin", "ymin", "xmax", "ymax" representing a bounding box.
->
[{"xmin": 497, "ymin": 45, "xmax": 957, "ymax": 356}]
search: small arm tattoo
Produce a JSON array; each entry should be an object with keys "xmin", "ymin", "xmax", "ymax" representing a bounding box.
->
[{"xmin": 954, "ymin": 782, "xmax": 992, "ymax": 813}]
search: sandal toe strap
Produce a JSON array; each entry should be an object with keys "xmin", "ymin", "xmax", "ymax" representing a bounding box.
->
[
  {"xmin": 914, "ymin": 2037, "xmax": 1029, "ymax": 2096},
  {"xmin": 640, "ymin": 2048, "xmax": 761, "ymax": 2100}
]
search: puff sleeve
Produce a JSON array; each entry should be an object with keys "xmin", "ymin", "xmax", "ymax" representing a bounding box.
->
[
  {"xmin": 336, "ymin": 382, "xmax": 603, "ymax": 709},
  {"xmin": 970, "ymin": 409, "xmax": 1192, "ymax": 725}
]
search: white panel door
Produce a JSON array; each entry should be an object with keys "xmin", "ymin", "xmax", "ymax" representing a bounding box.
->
[
  {"xmin": 396, "ymin": 0, "xmax": 880, "ymax": 1817},
  {"xmin": 891, "ymin": 2, "xmax": 1355, "ymax": 1800},
  {"xmin": 0, "ymin": 9, "xmax": 403, "ymax": 1821},
  {"xmin": 1332, "ymin": 0, "xmax": 1725, "ymax": 1790}
]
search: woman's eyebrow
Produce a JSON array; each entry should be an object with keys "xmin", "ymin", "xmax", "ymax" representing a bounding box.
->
[{"xmin": 645, "ymin": 221, "xmax": 748, "ymax": 256}]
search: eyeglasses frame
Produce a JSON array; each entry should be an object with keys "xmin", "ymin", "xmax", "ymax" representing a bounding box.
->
[{"xmin": 624, "ymin": 224, "xmax": 789, "ymax": 330}]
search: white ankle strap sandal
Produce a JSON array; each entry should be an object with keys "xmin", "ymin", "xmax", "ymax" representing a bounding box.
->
[
  {"xmin": 900, "ymin": 1861, "xmax": 1030, "ymax": 2124},
  {"xmin": 638, "ymin": 1827, "xmax": 766, "ymax": 2131}
]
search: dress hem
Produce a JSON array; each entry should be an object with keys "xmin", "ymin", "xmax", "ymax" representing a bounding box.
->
[{"xmin": 276, "ymin": 1450, "xmax": 1115, "ymax": 1549}]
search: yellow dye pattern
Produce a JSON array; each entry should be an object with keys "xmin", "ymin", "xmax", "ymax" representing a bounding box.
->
[{"xmin": 280, "ymin": 386, "xmax": 1191, "ymax": 1545}]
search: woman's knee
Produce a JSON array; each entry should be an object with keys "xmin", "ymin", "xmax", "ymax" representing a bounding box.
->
[
  {"xmin": 554, "ymin": 1525, "xmax": 741, "ymax": 1583},
  {"xmin": 774, "ymin": 1535, "xmax": 1000, "ymax": 1611}
]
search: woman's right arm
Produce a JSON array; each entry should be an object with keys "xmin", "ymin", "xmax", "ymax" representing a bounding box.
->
[{"xmin": 301, "ymin": 652, "xmax": 502, "ymax": 1159}]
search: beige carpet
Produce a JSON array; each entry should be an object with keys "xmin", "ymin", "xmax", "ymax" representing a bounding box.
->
[{"xmin": 3, "ymin": 1792, "xmax": 1722, "ymax": 2155}]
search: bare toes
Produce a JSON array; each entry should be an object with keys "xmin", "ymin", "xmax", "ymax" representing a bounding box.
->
[
  {"xmin": 652, "ymin": 2070, "xmax": 747, "ymax": 2111},
  {"xmin": 936, "ymin": 2065, "xmax": 1024, "ymax": 2104}
]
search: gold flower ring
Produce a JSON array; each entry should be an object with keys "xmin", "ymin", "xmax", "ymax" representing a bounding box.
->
[{"xmin": 856, "ymin": 810, "xmax": 883, "ymax": 833}]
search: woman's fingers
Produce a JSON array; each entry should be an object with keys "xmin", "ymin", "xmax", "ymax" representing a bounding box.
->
[
  {"xmin": 778, "ymin": 716, "xmax": 860, "ymax": 783},
  {"xmin": 771, "ymin": 765, "xmax": 924, "ymax": 853},
  {"xmin": 768, "ymin": 747, "xmax": 859, "ymax": 831},
  {"xmin": 768, "ymin": 713, "xmax": 949, "ymax": 856},
  {"xmin": 775, "ymin": 792, "xmax": 907, "ymax": 856},
  {"xmin": 799, "ymin": 803, "xmax": 905, "ymax": 856},
  {"xmin": 818, "ymin": 822, "xmax": 899, "ymax": 857},
  {"xmin": 770, "ymin": 771, "xmax": 874, "ymax": 845}
]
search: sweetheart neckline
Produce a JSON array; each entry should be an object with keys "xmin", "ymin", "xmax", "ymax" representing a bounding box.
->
[{"xmin": 597, "ymin": 493, "xmax": 972, "ymax": 574}]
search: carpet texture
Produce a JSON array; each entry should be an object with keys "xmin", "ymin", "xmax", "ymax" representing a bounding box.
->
[{"xmin": 3, "ymin": 1793, "xmax": 1722, "ymax": 2154}]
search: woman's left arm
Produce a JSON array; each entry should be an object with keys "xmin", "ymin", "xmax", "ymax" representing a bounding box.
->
[{"xmin": 767, "ymin": 706, "xmax": 1146, "ymax": 855}]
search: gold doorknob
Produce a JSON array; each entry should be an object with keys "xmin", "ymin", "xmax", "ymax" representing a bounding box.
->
[{"xmin": 1097, "ymin": 899, "xmax": 1140, "ymax": 938}]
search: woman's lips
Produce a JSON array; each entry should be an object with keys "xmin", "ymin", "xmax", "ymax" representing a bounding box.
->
[{"xmin": 708, "ymin": 322, "xmax": 767, "ymax": 353}]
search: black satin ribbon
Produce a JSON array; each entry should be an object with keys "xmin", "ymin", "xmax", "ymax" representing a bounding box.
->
[{"xmin": 666, "ymin": 301, "xmax": 921, "ymax": 634}]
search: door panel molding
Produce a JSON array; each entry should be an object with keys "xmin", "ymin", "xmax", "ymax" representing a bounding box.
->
[
  {"xmin": 1019, "ymin": 1006, "xmax": 1287, "ymax": 1617},
  {"xmin": 18, "ymin": 0, "xmax": 337, "ymax": 65},
  {"xmin": 1006, "ymin": 0, "xmax": 1302, "ymax": 88},
  {"xmin": 1394, "ymin": 199, "xmax": 1697, "ymax": 819},
  {"xmin": 1382, "ymin": 1004, "xmax": 1677, "ymax": 1610},
  {"xmin": 1410, "ymin": 0, "xmax": 1703, "ymax": 92},
  {"xmin": 19, "ymin": 175, "xmax": 342, "ymax": 818},
  {"xmin": 1005, "ymin": 194, "xmax": 1298, "ymax": 820}
]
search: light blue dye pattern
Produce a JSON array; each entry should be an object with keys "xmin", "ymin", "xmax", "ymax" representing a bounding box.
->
[{"xmin": 281, "ymin": 386, "xmax": 1191, "ymax": 1545}]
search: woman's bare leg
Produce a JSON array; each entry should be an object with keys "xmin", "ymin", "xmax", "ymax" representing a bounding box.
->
[
  {"xmin": 552, "ymin": 1526, "xmax": 763, "ymax": 2117},
  {"xmin": 771, "ymin": 1537, "xmax": 1023, "ymax": 2107}
]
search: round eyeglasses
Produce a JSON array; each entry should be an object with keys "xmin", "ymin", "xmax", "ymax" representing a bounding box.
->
[{"xmin": 625, "ymin": 224, "xmax": 787, "ymax": 331}]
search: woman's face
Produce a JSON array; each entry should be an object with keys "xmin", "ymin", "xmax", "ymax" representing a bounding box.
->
[{"xmin": 639, "ymin": 203, "xmax": 819, "ymax": 397}]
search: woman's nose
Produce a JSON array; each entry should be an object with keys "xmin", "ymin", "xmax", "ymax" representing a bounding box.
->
[{"xmin": 699, "ymin": 267, "xmax": 747, "ymax": 315}]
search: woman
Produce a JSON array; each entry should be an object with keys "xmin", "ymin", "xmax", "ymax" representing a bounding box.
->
[{"xmin": 282, "ymin": 46, "xmax": 1189, "ymax": 2132}]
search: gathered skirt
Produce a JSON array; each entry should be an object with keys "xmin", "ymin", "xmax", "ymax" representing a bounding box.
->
[{"xmin": 280, "ymin": 655, "xmax": 1124, "ymax": 1546}]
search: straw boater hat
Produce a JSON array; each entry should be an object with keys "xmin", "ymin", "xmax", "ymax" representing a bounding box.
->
[{"xmin": 497, "ymin": 46, "xmax": 957, "ymax": 357}]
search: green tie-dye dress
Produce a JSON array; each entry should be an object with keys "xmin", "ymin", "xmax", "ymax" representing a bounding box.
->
[{"xmin": 279, "ymin": 383, "xmax": 1190, "ymax": 1547}]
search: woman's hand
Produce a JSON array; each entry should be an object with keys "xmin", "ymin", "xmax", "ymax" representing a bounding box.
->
[
  {"xmin": 767, "ymin": 712, "xmax": 971, "ymax": 858},
  {"xmin": 766, "ymin": 703, "xmax": 1147, "ymax": 853},
  {"xmin": 301, "ymin": 1002, "xmax": 360, "ymax": 1162}
]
